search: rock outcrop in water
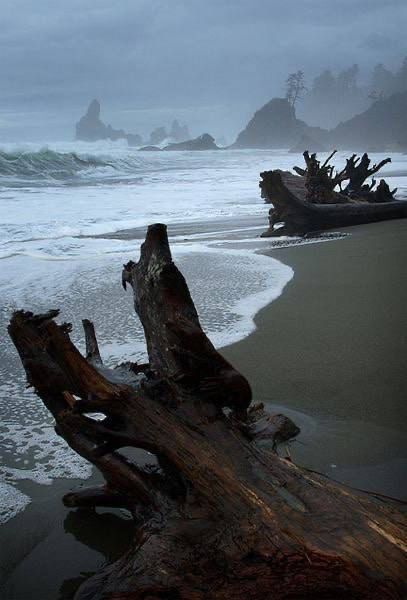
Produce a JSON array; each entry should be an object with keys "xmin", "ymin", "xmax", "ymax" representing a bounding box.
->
[
  {"xmin": 140, "ymin": 133, "xmax": 219, "ymax": 152},
  {"xmin": 164, "ymin": 133, "xmax": 219, "ymax": 151},
  {"xmin": 233, "ymin": 98, "xmax": 326, "ymax": 149},
  {"xmin": 76, "ymin": 100, "xmax": 110, "ymax": 141},
  {"xmin": 75, "ymin": 100, "xmax": 142, "ymax": 146},
  {"xmin": 139, "ymin": 145, "xmax": 162, "ymax": 152},
  {"xmin": 235, "ymin": 92, "xmax": 407, "ymax": 151}
]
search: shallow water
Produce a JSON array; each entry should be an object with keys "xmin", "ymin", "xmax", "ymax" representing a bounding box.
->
[
  {"xmin": 0, "ymin": 144, "xmax": 292, "ymax": 523},
  {"xmin": 1, "ymin": 143, "xmax": 406, "ymax": 258},
  {"xmin": 1, "ymin": 145, "xmax": 406, "ymax": 524},
  {"xmin": 1, "ymin": 144, "xmax": 407, "ymax": 599}
]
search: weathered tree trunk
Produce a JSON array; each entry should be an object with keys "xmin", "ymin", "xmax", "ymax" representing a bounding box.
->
[
  {"xmin": 261, "ymin": 170, "xmax": 407, "ymax": 237},
  {"xmin": 8, "ymin": 224, "xmax": 407, "ymax": 599}
]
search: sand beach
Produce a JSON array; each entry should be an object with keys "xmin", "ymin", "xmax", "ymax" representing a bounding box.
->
[{"xmin": 1, "ymin": 217, "xmax": 406, "ymax": 599}]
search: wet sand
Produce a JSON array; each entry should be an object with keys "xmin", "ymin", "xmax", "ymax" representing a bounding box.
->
[
  {"xmin": 1, "ymin": 218, "xmax": 406, "ymax": 599},
  {"xmin": 223, "ymin": 218, "xmax": 407, "ymax": 498},
  {"xmin": 0, "ymin": 472, "xmax": 136, "ymax": 599},
  {"xmin": 93, "ymin": 214, "xmax": 266, "ymax": 240}
]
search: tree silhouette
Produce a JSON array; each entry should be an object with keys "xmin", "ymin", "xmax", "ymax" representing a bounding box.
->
[{"xmin": 285, "ymin": 70, "xmax": 307, "ymax": 108}]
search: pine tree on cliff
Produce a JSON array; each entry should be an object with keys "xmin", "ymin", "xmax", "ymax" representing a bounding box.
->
[{"xmin": 285, "ymin": 70, "xmax": 307, "ymax": 108}]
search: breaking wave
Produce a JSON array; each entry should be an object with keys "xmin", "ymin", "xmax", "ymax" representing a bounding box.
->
[{"xmin": 0, "ymin": 147, "xmax": 126, "ymax": 183}]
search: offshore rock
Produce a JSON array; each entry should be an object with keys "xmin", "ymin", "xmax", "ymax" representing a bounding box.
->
[
  {"xmin": 139, "ymin": 145, "xmax": 162, "ymax": 151},
  {"xmin": 233, "ymin": 97, "xmax": 327, "ymax": 149},
  {"xmin": 164, "ymin": 133, "xmax": 219, "ymax": 151},
  {"xmin": 75, "ymin": 100, "xmax": 142, "ymax": 145},
  {"xmin": 76, "ymin": 100, "xmax": 110, "ymax": 141}
]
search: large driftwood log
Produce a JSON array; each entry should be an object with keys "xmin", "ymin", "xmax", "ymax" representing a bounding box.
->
[
  {"xmin": 261, "ymin": 169, "xmax": 407, "ymax": 237},
  {"xmin": 9, "ymin": 224, "xmax": 407, "ymax": 599}
]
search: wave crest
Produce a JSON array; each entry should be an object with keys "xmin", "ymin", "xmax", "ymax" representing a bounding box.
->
[{"xmin": 0, "ymin": 147, "xmax": 116, "ymax": 181}]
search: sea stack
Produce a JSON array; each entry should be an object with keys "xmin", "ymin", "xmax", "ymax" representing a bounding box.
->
[
  {"xmin": 233, "ymin": 97, "xmax": 326, "ymax": 149},
  {"xmin": 233, "ymin": 98, "xmax": 302, "ymax": 148},
  {"xmin": 75, "ymin": 99, "xmax": 143, "ymax": 145},
  {"xmin": 75, "ymin": 99, "xmax": 111, "ymax": 141},
  {"xmin": 163, "ymin": 133, "xmax": 219, "ymax": 151}
]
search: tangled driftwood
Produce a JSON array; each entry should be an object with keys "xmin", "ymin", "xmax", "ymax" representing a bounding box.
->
[
  {"xmin": 9, "ymin": 224, "xmax": 407, "ymax": 599},
  {"xmin": 261, "ymin": 151, "xmax": 406, "ymax": 236}
]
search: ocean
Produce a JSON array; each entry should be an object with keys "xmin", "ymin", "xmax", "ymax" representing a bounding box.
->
[{"xmin": 0, "ymin": 142, "xmax": 406, "ymax": 525}]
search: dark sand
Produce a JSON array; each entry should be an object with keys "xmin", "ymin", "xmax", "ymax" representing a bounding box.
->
[
  {"xmin": 1, "ymin": 218, "xmax": 406, "ymax": 599},
  {"xmin": 223, "ymin": 218, "xmax": 407, "ymax": 498}
]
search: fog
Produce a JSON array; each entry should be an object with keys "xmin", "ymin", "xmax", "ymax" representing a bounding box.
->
[{"xmin": 1, "ymin": 0, "xmax": 406, "ymax": 141}]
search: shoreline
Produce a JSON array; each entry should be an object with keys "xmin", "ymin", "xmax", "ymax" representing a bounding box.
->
[
  {"xmin": 1, "ymin": 217, "xmax": 406, "ymax": 599},
  {"xmin": 223, "ymin": 218, "xmax": 407, "ymax": 498}
]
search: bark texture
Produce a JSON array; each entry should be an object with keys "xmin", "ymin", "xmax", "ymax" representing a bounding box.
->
[{"xmin": 8, "ymin": 224, "xmax": 407, "ymax": 599}]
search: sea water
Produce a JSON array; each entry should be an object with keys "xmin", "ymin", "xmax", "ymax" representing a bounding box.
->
[{"xmin": 0, "ymin": 142, "xmax": 406, "ymax": 523}]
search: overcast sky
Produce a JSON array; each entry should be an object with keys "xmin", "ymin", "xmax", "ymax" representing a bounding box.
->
[{"xmin": 1, "ymin": 0, "xmax": 406, "ymax": 142}]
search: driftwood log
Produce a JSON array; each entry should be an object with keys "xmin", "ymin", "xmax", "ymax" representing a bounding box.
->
[
  {"xmin": 262, "ymin": 151, "xmax": 404, "ymax": 236},
  {"xmin": 259, "ymin": 170, "xmax": 407, "ymax": 237},
  {"xmin": 8, "ymin": 224, "xmax": 407, "ymax": 599}
]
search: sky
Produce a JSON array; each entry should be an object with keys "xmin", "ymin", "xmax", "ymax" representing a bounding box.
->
[{"xmin": 1, "ymin": 0, "xmax": 406, "ymax": 142}]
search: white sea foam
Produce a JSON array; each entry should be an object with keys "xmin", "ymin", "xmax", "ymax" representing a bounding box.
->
[
  {"xmin": 0, "ymin": 235, "xmax": 292, "ymax": 523},
  {"xmin": 0, "ymin": 380, "xmax": 92, "ymax": 524},
  {"xmin": 172, "ymin": 242, "xmax": 294, "ymax": 348},
  {"xmin": 1, "ymin": 145, "xmax": 405, "ymax": 522},
  {"xmin": 0, "ymin": 481, "xmax": 31, "ymax": 524}
]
